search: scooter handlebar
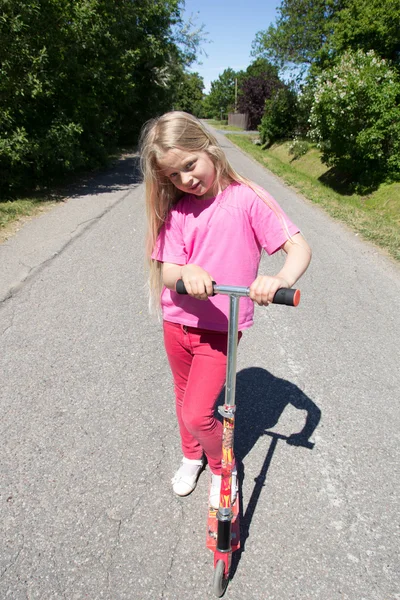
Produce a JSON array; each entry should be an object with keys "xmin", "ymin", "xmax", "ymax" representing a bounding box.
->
[
  {"xmin": 175, "ymin": 280, "xmax": 300, "ymax": 307},
  {"xmin": 270, "ymin": 287, "xmax": 300, "ymax": 306}
]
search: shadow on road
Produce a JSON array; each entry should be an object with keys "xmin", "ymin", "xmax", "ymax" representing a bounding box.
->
[
  {"xmin": 218, "ymin": 367, "xmax": 321, "ymax": 581},
  {"xmin": 67, "ymin": 154, "xmax": 141, "ymax": 198}
]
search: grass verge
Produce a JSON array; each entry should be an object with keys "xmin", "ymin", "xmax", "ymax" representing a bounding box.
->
[
  {"xmin": 226, "ymin": 135, "xmax": 400, "ymax": 262},
  {"xmin": 0, "ymin": 145, "xmax": 136, "ymax": 244},
  {"xmin": 0, "ymin": 195, "xmax": 61, "ymax": 243}
]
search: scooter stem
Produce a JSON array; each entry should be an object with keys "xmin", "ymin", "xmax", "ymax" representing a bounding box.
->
[{"xmin": 225, "ymin": 294, "xmax": 240, "ymax": 409}]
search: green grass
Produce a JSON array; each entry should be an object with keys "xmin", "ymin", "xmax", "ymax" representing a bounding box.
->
[
  {"xmin": 0, "ymin": 196, "xmax": 56, "ymax": 229},
  {"xmin": 0, "ymin": 145, "xmax": 135, "ymax": 242},
  {"xmin": 226, "ymin": 135, "xmax": 400, "ymax": 262},
  {"xmin": 0, "ymin": 195, "xmax": 60, "ymax": 242}
]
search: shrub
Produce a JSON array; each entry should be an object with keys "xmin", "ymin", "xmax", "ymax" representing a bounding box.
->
[
  {"xmin": 259, "ymin": 86, "xmax": 298, "ymax": 147},
  {"xmin": 289, "ymin": 138, "xmax": 311, "ymax": 160},
  {"xmin": 308, "ymin": 50, "xmax": 400, "ymax": 187},
  {"xmin": 0, "ymin": 123, "xmax": 32, "ymax": 195},
  {"xmin": 0, "ymin": 0, "xmax": 200, "ymax": 197}
]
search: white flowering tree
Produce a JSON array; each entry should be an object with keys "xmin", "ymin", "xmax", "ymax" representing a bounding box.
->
[{"xmin": 308, "ymin": 50, "xmax": 400, "ymax": 187}]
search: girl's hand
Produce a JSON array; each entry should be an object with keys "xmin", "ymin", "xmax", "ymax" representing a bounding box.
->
[
  {"xmin": 249, "ymin": 275, "xmax": 290, "ymax": 306},
  {"xmin": 181, "ymin": 264, "xmax": 214, "ymax": 300}
]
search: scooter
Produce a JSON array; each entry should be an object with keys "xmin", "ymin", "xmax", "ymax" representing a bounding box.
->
[{"xmin": 176, "ymin": 280, "xmax": 300, "ymax": 597}]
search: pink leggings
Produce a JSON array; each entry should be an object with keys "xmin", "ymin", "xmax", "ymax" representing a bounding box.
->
[{"xmin": 163, "ymin": 321, "xmax": 241, "ymax": 475}]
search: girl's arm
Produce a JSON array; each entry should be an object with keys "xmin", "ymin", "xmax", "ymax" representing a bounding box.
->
[
  {"xmin": 250, "ymin": 233, "xmax": 312, "ymax": 306},
  {"xmin": 162, "ymin": 262, "xmax": 214, "ymax": 300}
]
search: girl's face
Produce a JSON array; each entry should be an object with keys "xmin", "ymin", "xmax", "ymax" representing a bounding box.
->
[{"xmin": 158, "ymin": 148, "xmax": 217, "ymax": 199}]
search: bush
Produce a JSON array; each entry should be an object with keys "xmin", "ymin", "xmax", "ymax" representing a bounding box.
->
[
  {"xmin": 0, "ymin": 123, "xmax": 32, "ymax": 195},
  {"xmin": 308, "ymin": 50, "xmax": 400, "ymax": 188},
  {"xmin": 258, "ymin": 86, "xmax": 298, "ymax": 147},
  {"xmin": 0, "ymin": 0, "xmax": 197, "ymax": 198},
  {"xmin": 289, "ymin": 138, "xmax": 311, "ymax": 160}
]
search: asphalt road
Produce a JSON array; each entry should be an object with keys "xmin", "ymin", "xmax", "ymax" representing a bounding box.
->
[{"xmin": 1, "ymin": 128, "xmax": 399, "ymax": 600}]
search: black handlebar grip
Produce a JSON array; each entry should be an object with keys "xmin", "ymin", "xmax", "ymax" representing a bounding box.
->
[
  {"xmin": 176, "ymin": 279, "xmax": 217, "ymax": 295},
  {"xmin": 272, "ymin": 288, "xmax": 300, "ymax": 306},
  {"xmin": 176, "ymin": 279, "xmax": 188, "ymax": 294}
]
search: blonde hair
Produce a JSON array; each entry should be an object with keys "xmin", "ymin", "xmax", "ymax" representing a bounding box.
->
[{"xmin": 139, "ymin": 111, "xmax": 290, "ymax": 311}]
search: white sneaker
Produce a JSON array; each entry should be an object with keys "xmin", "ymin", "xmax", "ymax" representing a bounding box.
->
[
  {"xmin": 209, "ymin": 467, "xmax": 238, "ymax": 509},
  {"xmin": 171, "ymin": 457, "xmax": 204, "ymax": 496}
]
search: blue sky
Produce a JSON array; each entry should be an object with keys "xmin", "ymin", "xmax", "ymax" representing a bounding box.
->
[{"xmin": 183, "ymin": 0, "xmax": 282, "ymax": 93}]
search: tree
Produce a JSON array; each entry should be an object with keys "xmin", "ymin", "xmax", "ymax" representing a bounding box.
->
[
  {"xmin": 205, "ymin": 68, "xmax": 238, "ymax": 119},
  {"xmin": 251, "ymin": 0, "xmax": 400, "ymax": 144},
  {"xmin": 0, "ymin": 0, "xmax": 205, "ymax": 197},
  {"xmin": 199, "ymin": 94, "xmax": 214, "ymax": 119},
  {"xmin": 328, "ymin": 0, "xmax": 400, "ymax": 67},
  {"xmin": 237, "ymin": 59, "xmax": 282, "ymax": 129},
  {"xmin": 308, "ymin": 50, "xmax": 400, "ymax": 187},
  {"xmin": 173, "ymin": 72, "xmax": 204, "ymax": 117},
  {"xmin": 252, "ymin": 0, "xmax": 343, "ymax": 71},
  {"xmin": 241, "ymin": 58, "xmax": 279, "ymax": 80},
  {"xmin": 259, "ymin": 86, "xmax": 298, "ymax": 145},
  {"xmin": 252, "ymin": 0, "xmax": 400, "ymax": 73}
]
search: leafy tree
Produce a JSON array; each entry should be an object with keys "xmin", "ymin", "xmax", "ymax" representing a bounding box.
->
[
  {"xmin": 252, "ymin": 0, "xmax": 400, "ymax": 72},
  {"xmin": 259, "ymin": 86, "xmax": 298, "ymax": 145},
  {"xmin": 328, "ymin": 0, "xmax": 400, "ymax": 67},
  {"xmin": 199, "ymin": 94, "xmax": 214, "ymax": 119},
  {"xmin": 174, "ymin": 72, "xmax": 205, "ymax": 117},
  {"xmin": 237, "ymin": 60, "xmax": 282, "ymax": 129},
  {"xmin": 0, "ymin": 0, "xmax": 204, "ymax": 197},
  {"xmin": 205, "ymin": 68, "xmax": 238, "ymax": 119},
  {"xmin": 252, "ymin": 0, "xmax": 343, "ymax": 70},
  {"xmin": 251, "ymin": 0, "xmax": 400, "ymax": 148},
  {"xmin": 240, "ymin": 57, "xmax": 279, "ymax": 81},
  {"xmin": 308, "ymin": 50, "xmax": 400, "ymax": 187}
]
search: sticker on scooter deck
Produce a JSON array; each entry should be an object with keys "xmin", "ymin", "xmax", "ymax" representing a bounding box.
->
[{"xmin": 206, "ymin": 495, "xmax": 240, "ymax": 552}]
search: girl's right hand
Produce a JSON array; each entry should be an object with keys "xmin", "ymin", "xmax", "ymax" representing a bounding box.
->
[{"xmin": 181, "ymin": 264, "xmax": 214, "ymax": 300}]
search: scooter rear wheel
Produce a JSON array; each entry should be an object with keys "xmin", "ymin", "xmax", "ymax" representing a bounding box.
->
[{"xmin": 213, "ymin": 559, "xmax": 228, "ymax": 597}]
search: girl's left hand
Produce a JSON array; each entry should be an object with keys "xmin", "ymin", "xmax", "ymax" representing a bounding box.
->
[{"xmin": 249, "ymin": 275, "xmax": 290, "ymax": 306}]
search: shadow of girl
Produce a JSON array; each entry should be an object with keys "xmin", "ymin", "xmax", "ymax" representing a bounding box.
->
[
  {"xmin": 234, "ymin": 367, "xmax": 321, "ymax": 460},
  {"xmin": 225, "ymin": 367, "xmax": 322, "ymax": 577}
]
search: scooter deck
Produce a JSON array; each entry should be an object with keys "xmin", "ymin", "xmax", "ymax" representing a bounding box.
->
[{"xmin": 206, "ymin": 494, "xmax": 240, "ymax": 553}]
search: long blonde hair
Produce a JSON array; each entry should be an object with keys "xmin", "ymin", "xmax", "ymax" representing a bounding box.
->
[{"xmin": 139, "ymin": 111, "xmax": 290, "ymax": 311}]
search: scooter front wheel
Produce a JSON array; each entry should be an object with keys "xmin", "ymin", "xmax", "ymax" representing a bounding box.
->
[{"xmin": 213, "ymin": 560, "xmax": 228, "ymax": 597}]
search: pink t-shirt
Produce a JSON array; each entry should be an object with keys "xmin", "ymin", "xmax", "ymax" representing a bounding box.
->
[{"xmin": 152, "ymin": 182, "xmax": 299, "ymax": 331}]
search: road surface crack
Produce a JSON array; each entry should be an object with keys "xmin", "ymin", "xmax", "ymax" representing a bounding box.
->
[{"xmin": 0, "ymin": 536, "xmax": 24, "ymax": 580}]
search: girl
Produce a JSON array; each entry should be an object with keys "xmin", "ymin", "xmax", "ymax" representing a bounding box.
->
[{"xmin": 140, "ymin": 111, "xmax": 311, "ymax": 508}]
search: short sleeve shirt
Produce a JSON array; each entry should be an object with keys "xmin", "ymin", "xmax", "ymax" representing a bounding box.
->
[{"xmin": 152, "ymin": 182, "xmax": 300, "ymax": 331}]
